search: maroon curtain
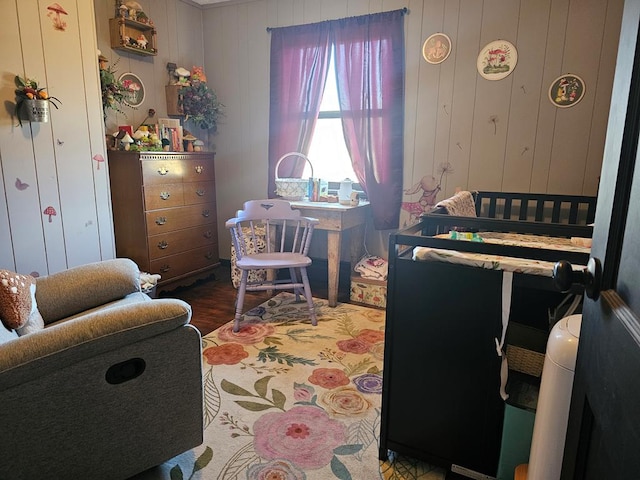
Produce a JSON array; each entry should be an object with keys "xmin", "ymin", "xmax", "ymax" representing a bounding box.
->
[
  {"xmin": 267, "ymin": 23, "xmax": 331, "ymax": 198},
  {"xmin": 333, "ymin": 10, "xmax": 405, "ymax": 230}
]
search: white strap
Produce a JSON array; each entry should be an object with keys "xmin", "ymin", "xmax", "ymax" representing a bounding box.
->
[{"xmin": 495, "ymin": 271, "xmax": 513, "ymax": 401}]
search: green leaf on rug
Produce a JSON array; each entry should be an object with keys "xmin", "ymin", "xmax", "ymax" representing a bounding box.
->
[
  {"xmin": 271, "ymin": 388, "xmax": 287, "ymax": 410},
  {"xmin": 257, "ymin": 345, "xmax": 317, "ymax": 366},
  {"xmin": 193, "ymin": 446, "xmax": 213, "ymax": 473},
  {"xmin": 333, "ymin": 444, "xmax": 364, "ymax": 455},
  {"xmin": 169, "ymin": 464, "xmax": 183, "ymax": 480},
  {"xmin": 335, "ymin": 316, "xmax": 359, "ymax": 338},
  {"xmin": 254, "ymin": 375, "xmax": 274, "ymax": 398},
  {"xmin": 330, "ymin": 455, "xmax": 352, "ymax": 480},
  {"xmin": 221, "ymin": 379, "xmax": 255, "ymax": 397}
]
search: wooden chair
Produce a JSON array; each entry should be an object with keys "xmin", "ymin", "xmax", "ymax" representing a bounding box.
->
[{"xmin": 226, "ymin": 199, "xmax": 319, "ymax": 332}]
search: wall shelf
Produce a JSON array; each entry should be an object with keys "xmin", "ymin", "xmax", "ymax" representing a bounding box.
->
[{"xmin": 109, "ymin": 17, "xmax": 157, "ymax": 56}]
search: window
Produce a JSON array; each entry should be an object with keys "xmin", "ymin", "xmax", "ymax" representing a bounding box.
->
[{"xmin": 304, "ymin": 52, "xmax": 358, "ymax": 185}]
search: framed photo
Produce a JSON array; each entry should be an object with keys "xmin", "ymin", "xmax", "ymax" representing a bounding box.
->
[
  {"xmin": 549, "ymin": 74, "xmax": 586, "ymax": 108},
  {"xmin": 422, "ymin": 33, "xmax": 452, "ymax": 65},
  {"xmin": 118, "ymin": 73, "xmax": 145, "ymax": 107},
  {"xmin": 477, "ymin": 40, "xmax": 518, "ymax": 81}
]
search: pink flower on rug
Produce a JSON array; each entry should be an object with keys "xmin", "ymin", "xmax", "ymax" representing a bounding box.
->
[
  {"xmin": 253, "ymin": 405, "xmax": 346, "ymax": 469},
  {"xmin": 368, "ymin": 342, "xmax": 385, "ymax": 360},
  {"xmin": 336, "ymin": 337, "xmax": 370, "ymax": 354},
  {"xmin": 293, "ymin": 382, "xmax": 315, "ymax": 402},
  {"xmin": 308, "ymin": 368, "xmax": 350, "ymax": 389},
  {"xmin": 320, "ymin": 386, "xmax": 372, "ymax": 417},
  {"xmin": 203, "ymin": 343, "xmax": 249, "ymax": 365},
  {"xmin": 356, "ymin": 328, "xmax": 385, "ymax": 344},
  {"xmin": 246, "ymin": 458, "xmax": 306, "ymax": 480},
  {"xmin": 216, "ymin": 322, "xmax": 275, "ymax": 345}
]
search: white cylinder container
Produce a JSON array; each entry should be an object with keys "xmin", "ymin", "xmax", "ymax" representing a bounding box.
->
[
  {"xmin": 338, "ymin": 178, "xmax": 353, "ymax": 205},
  {"xmin": 527, "ymin": 314, "xmax": 582, "ymax": 480}
]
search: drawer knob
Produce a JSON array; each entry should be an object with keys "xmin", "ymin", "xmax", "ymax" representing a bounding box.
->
[
  {"xmin": 155, "ymin": 216, "xmax": 167, "ymax": 225},
  {"xmin": 205, "ymin": 252, "xmax": 214, "ymax": 260},
  {"xmin": 203, "ymin": 230, "xmax": 212, "ymax": 239},
  {"xmin": 157, "ymin": 166, "xmax": 169, "ymax": 175},
  {"xmin": 195, "ymin": 165, "xmax": 204, "ymax": 174},
  {"xmin": 196, "ymin": 189, "xmax": 205, "ymax": 197},
  {"xmin": 160, "ymin": 191, "xmax": 171, "ymax": 200},
  {"xmin": 160, "ymin": 265, "xmax": 170, "ymax": 273},
  {"xmin": 202, "ymin": 209, "xmax": 210, "ymax": 218},
  {"xmin": 158, "ymin": 240, "xmax": 169, "ymax": 249}
]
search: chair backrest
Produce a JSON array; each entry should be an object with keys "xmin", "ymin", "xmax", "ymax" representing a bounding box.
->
[{"xmin": 226, "ymin": 200, "xmax": 319, "ymax": 260}]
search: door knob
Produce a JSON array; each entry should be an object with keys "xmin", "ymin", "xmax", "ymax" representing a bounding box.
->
[{"xmin": 553, "ymin": 257, "xmax": 603, "ymax": 300}]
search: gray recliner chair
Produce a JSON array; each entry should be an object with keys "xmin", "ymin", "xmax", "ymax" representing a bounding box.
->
[{"xmin": 0, "ymin": 258, "xmax": 203, "ymax": 480}]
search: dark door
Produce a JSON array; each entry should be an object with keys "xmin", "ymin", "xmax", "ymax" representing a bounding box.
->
[{"xmin": 561, "ymin": 0, "xmax": 640, "ymax": 477}]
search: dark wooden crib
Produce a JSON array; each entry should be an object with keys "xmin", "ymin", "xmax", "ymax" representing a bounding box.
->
[{"xmin": 379, "ymin": 191, "xmax": 595, "ymax": 478}]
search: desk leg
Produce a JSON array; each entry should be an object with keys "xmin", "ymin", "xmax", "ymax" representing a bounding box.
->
[{"xmin": 326, "ymin": 230, "xmax": 341, "ymax": 307}]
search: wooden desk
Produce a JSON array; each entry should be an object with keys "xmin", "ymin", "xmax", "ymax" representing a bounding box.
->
[{"xmin": 290, "ymin": 201, "xmax": 370, "ymax": 307}]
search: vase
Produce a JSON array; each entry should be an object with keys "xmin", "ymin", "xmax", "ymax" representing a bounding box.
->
[{"xmin": 25, "ymin": 99, "xmax": 50, "ymax": 123}]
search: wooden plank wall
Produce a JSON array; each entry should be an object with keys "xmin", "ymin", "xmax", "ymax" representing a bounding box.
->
[{"xmin": 202, "ymin": 0, "xmax": 624, "ymax": 256}]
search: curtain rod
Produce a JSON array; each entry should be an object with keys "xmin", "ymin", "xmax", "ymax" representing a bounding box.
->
[{"xmin": 266, "ymin": 7, "xmax": 408, "ymax": 32}]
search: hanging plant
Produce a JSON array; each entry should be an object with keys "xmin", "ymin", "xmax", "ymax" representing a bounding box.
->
[
  {"xmin": 99, "ymin": 57, "xmax": 131, "ymax": 121},
  {"xmin": 14, "ymin": 75, "xmax": 61, "ymax": 126},
  {"xmin": 178, "ymin": 67, "xmax": 223, "ymax": 131}
]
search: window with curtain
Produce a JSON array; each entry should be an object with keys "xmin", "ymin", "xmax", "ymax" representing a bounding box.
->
[{"xmin": 268, "ymin": 9, "xmax": 406, "ymax": 230}]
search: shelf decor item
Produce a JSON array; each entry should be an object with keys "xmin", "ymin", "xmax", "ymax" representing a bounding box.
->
[
  {"xmin": 99, "ymin": 55, "xmax": 130, "ymax": 121},
  {"xmin": 14, "ymin": 75, "xmax": 61, "ymax": 126},
  {"xmin": 548, "ymin": 74, "xmax": 586, "ymax": 108},
  {"xmin": 109, "ymin": 2, "xmax": 157, "ymax": 56},
  {"xmin": 477, "ymin": 40, "xmax": 518, "ymax": 81},
  {"xmin": 422, "ymin": 33, "xmax": 452, "ymax": 65}
]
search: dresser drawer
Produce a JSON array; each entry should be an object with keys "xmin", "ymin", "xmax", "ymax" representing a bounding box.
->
[
  {"xmin": 182, "ymin": 160, "xmax": 215, "ymax": 183},
  {"xmin": 141, "ymin": 160, "xmax": 184, "ymax": 185},
  {"xmin": 151, "ymin": 245, "xmax": 219, "ymax": 281},
  {"xmin": 148, "ymin": 225, "xmax": 217, "ymax": 260},
  {"xmin": 144, "ymin": 184, "xmax": 185, "ymax": 210},
  {"xmin": 146, "ymin": 202, "xmax": 216, "ymax": 236},
  {"xmin": 184, "ymin": 181, "xmax": 216, "ymax": 205}
]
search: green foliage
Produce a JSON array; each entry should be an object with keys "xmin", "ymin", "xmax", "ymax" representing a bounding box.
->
[
  {"xmin": 100, "ymin": 61, "xmax": 129, "ymax": 120},
  {"xmin": 179, "ymin": 80, "xmax": 223, "ymax": 131}
]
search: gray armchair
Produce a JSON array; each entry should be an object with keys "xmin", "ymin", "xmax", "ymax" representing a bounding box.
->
[{"xmin": 0, "ymin": 258, "xmax": 203, "ymax": 480}]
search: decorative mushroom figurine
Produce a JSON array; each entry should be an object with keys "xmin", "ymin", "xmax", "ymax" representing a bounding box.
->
[
  {"xmin": 120, "ymin": 132, "xmax": 134, "ymax": 150},
  {"xmin": 43, "ymin": 206, "xmax": 57, "ymax": 223},
  {"xmin": 183, "ymin": 134, "xmax": 197, "ymax": 152},
  {"xmin": 175, "ymin": 67, "xmax": 191, "ymax": 85},
  {"xmin": 193, "ymin": 139, "xmax": 205, "ymax": 152}
]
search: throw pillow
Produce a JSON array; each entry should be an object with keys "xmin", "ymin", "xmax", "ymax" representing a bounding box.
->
[{"xmin": 0, "ymin": 270, "xmax": 44, "ymax": 333}]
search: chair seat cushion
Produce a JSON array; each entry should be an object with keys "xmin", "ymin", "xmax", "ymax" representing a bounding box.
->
[{"xmin": 236, "ymin": 253, "xmax": 312, "ymax": 270}]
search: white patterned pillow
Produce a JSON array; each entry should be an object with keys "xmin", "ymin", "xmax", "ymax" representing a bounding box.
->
[{"xmin": 231, "ymin": 226, "xmax": 268, "ymax": 289}]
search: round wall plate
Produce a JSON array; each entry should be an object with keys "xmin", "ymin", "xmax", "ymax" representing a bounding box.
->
[
  {"xmin": 118, "ymin": 73, "xmax": 145, "ymax": 107},
  {"xmin": 422, "ymin": 33, "xmax": 452, "ymax": 65},
  {"xmin": 477, "ymin": 40, "xmax": 518, "ymax": 80},
  {"xmin": 549, "ymin": 74, "xmax": 586, "ymax": 108}
]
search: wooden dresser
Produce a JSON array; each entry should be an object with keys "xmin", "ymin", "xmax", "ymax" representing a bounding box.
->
[{"xmin": 107, "ymin": 151, "xmax": 219, "ymax": 292}]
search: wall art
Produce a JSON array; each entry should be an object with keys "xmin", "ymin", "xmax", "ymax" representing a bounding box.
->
[
  {"xmin": 548, "ymin": 74, "xmax": 585, "ymax": 108},
  {"xmin": 422, "ymin": 33, "xmax": 452, "ymax": 65},
  {"xmin": 477, "ymin": 40, "xmax": 517, "ymax": 81},
  {"xmin": 118, "ymin": 73, "xmax": 145, "ymax": 107}
]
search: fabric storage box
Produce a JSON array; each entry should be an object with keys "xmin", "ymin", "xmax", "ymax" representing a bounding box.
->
[
  {"xmin": 231, "ymin": 226, "xmax": 268, "ymax": 288},
  {"xmin": 350, "ymin": 275, "xmax": 387, "ymax": 309}
]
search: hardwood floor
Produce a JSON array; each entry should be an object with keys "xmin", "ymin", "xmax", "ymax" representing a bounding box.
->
[{"xmin": 159, "ymin": 262, "xmax": 338, "ymax": 336}]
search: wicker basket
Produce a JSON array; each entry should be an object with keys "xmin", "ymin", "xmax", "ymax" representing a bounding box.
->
[
  {"xmin": 506, "ymin": 344, "xmax": 545, "ymax": 378},
  {"xmin": 275, "ymin": 152, "xmax": 314, "ymax": 200}
]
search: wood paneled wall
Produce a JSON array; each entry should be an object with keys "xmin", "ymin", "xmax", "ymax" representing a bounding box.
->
[
  {"xmin": 202, "ymin": 0, "xmax": 623, "ymax": 256},
  {"xmin": 0, "ymin": 0, "xmax": 112, "ymax": 275}
]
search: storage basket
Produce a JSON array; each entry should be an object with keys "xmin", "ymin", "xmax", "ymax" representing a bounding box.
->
[
  {"xmin": 506, "ymin": 344, "xmax": 545, "ymax": 378},
  {"xmin": 275, "ymin": 152, "xmax": 314, "ymax": 200}
]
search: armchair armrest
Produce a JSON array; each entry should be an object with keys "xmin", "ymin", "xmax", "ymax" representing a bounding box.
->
[
  {"xmin": 36, "ymin": 258, "xmax": 141, "ymax": 324},
  {"xmin": 0, "ymin": 298, "xmax": 193, "ymax": 390}
]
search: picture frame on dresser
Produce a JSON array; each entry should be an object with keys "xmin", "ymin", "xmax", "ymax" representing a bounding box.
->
[{"xmin": 106, "ymin": 151, "xmax": 219, "ymax": 293}]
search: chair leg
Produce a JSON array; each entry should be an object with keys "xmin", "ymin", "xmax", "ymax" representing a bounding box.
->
[
  {"xmin": 234, "ymin": 270, "xmax": 249, "ymax": 332},
  {"xmin": 300, "ymin": 267, "xmax": 317, "ymax": 326},
  {"xmin": 289, "ymin": 267, "xmax": 302, "ymax": 302}
]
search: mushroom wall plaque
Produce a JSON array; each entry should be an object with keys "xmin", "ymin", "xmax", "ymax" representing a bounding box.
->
[
  {"xmin": 118, "ymin": 73, "xmax": 145, "ymax": 107},
  {"xmin": 477, "ymin": 40, "xmax": 518, "ymax": 81},
  {"xmin": 549, "ymin": 74, "xmax": 585, "ymax": 108},
  {"xmin": 422, "ymin": 33, "xmax": 451, "ymax": 64}
]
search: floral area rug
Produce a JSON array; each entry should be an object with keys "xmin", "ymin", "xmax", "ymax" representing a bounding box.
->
[{"xmin": 136, "ymin": 293, "xmax": 445, "ymax": 480}]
